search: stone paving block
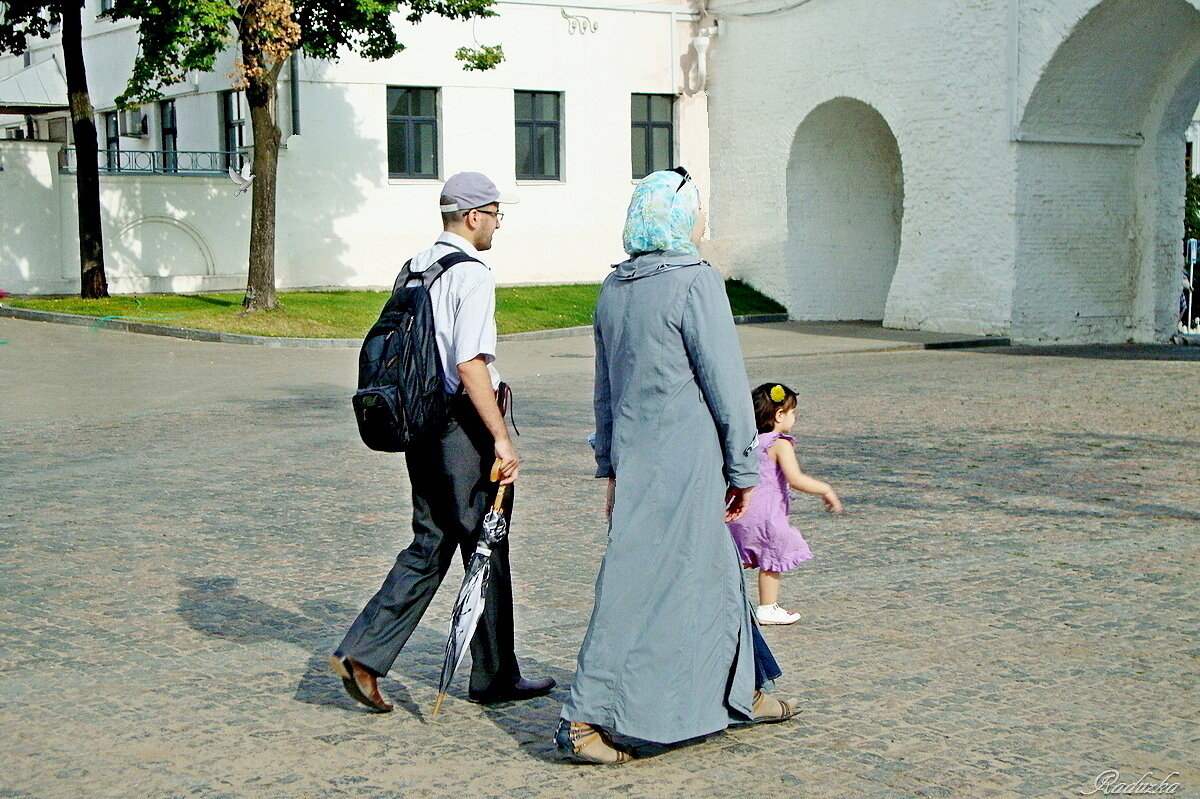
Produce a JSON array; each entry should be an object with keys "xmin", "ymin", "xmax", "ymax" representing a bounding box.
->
[{"xmin": 2, "ymin": 342, "xmax": 1198, "ymax": 797}]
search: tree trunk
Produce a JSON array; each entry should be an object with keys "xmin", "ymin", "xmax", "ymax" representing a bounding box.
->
[
  {"xmin": 60, "ymin": 0, "xmax": 107, "ymax": 298},
  {"xmin": 242, "ymin": 64, "xmax": 283, "ymax": 311}
]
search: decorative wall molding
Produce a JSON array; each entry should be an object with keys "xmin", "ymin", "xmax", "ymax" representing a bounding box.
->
[{"xmin": 561, "ymin": 8, "xmax": 599, "ymax": 34}]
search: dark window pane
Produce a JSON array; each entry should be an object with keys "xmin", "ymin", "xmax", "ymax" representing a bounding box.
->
[
  {"xmin": 649, "ymin": 95, "xmax": 673, "ymax": 124},
  {"xmin": 631, "ymin": 94, "xmax": 648, "ymax": 124},
  {"xmin": 536, "ymin": 125, "xmax": 558, "ymax": 178},
  {"xmin": 514, "ymin": 91, "xmax": 533, "ymax": 121},
  {"xmin": 632, "ymin": 127, "xmax": 647, "ymax": 179},
  {"xmin": 515, "ymin": 125, "xmax": 534, "ymax": 177},
  {"xmin": 534, "ymin": 92, "xmax": 559, "ymax": 122},
  {"xmin": 387, "ymin": 120, "xmax": 409, "ymax": 175},
  {"xmin": 651, "ymin": 126, "xmax": 672, "ymax": 172},
  {"xmin": 414, "ymin": 88, "xmax": 436, "ymax": 118},
  {"xmin": 387, "ymin": 87, "xmax": 410, "ymax": 117},
  {"xmin": 415, "ymin": 122, "xmax": 437, "ymax": 176}
]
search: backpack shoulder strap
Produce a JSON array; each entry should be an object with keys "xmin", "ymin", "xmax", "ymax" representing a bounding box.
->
[
  {"xmin": 422, "ymin": 250, "xmax": 482, "ymax": 288},
  {"xmin": 392, "ymin": 259, "xmax": 415, "ymax": 293}
]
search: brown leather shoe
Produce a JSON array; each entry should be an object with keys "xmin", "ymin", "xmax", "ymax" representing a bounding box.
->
[{"xmin": 328, "ymin": 655, "xmax": 393, "ymax": 713}]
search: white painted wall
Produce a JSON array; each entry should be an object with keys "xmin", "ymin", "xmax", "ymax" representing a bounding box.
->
[{"xmin": 0, "ymin": 0, "xmax": 709, "ymax": 295}]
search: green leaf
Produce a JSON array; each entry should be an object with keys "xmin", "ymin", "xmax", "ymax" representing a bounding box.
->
[{"xmin": 454, "ymin": 43, "xmax": 504, "ymax": 71}]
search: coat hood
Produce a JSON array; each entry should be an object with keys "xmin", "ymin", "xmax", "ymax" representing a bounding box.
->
[{"xmin": 610, "ymin": 250, "xmax": 704, "ymax": 281}]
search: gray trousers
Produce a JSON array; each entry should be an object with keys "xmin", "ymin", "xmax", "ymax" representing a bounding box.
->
[{"xmin": 336, "ymin": 396, "xmax": 521, "ymax": 695}]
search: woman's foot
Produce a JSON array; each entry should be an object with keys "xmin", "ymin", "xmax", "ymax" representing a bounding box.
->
[
  {"xmin": 555, "ymin": 720, "xmax": 633, "ymax": 764},
  {"xmin": 752, "ymin": 690, "xmax": 797, "ymax": 723},
  {"xmin": 756, "ymin": 603, "xmax": 801, "ymax": 625}
]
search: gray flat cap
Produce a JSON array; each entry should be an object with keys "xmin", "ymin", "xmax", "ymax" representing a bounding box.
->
[{"xmin": 439, "ymin": 172, "xmax": 519, "ymax": 212}]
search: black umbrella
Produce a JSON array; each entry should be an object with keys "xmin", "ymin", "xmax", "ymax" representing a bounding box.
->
[{"xmin": 432, "ymin": 462, "xmax": 510, "ymax": 716}]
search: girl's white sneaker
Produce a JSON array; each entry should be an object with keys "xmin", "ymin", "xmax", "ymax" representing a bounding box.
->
[{"xmin": 756, "ymin": 604, "xmax": 801, "ymax": 625}]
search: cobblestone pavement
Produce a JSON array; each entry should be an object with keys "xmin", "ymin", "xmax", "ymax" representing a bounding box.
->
[{"xmin": 1, "ymin": 319, "xmax": 1198, "ymax": 799}]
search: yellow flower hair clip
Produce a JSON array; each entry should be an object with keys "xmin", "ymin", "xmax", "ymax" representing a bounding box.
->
[{"xmin": 769, "ymin": 385, "xmax": 786, "ymax": 403}]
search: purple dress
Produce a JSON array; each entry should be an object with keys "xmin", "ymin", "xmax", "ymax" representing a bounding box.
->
[{"xmin": 728, "ymin": 432, "xmax": 814, "ymax": 572}]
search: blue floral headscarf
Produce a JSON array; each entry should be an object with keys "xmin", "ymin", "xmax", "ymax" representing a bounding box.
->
[{"xmin": 622, "ymin": 168, "xmax": 700, "ymax": 256}]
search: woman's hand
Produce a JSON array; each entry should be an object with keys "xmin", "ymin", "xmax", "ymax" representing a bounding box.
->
[
  {"xmin": 605, "ymin": 477, "xmax": 616, "ymax": 520},
  {"xmin": 725, "ymin": 486, "xmax": 755, "ymax": 523},
  {"xmin": 822, "ymin": 490, "xmax": 843, "ymax": 514}
]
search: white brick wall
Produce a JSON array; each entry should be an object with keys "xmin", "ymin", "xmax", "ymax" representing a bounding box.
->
[
  {"xmin": 706, "ymin": 0, "xmax": 1200, "ymax": 343},
  {"xmin": 786, "ymin": 98, "xmax": 903, "ymax": 321}
]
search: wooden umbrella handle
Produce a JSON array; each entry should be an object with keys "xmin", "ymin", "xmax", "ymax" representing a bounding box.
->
[{"xmin": 490, "ymin": 459, "xmax": 507, "ymax": 511}]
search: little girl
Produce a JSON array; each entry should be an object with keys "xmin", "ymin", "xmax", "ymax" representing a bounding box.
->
[{"xmin": 729, "ymin": 382, "xmax": 843, "ymax": 625}]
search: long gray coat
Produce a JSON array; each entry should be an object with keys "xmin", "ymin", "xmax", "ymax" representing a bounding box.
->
[{"xmin": 561, "ymin": 252, "xmax": 760, "ymax": 744}]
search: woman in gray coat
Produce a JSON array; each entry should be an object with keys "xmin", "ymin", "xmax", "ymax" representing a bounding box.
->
[{"xmin": 556, "ymin": 168, "xmax": 795, "ymax": 764}]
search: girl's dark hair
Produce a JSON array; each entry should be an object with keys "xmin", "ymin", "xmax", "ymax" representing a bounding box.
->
[{"xmin": 751, "ymin": 382, "xmax": 798, "ymax": 433}]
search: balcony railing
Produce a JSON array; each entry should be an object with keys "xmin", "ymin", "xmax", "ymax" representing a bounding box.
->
[{"xmin": 57, "ymin": 148, "xmax": 248, "ymax": 176}]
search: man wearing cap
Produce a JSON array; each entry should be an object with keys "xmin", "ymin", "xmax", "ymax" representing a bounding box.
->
[{"xmin": 329, "ymin": 172, "xmax": 554, "ymax": 712}]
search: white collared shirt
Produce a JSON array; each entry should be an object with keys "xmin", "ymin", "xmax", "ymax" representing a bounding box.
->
[{"xmin": 396, "ymin": 231, "xmax": 500, "ymax": 393}]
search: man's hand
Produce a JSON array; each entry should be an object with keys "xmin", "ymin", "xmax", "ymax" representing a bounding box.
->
[
  {"xmin": 495, "ymin": 437, "xmax": 520, "ymax": 486},
  {"xmin": 724, "ymin": 486, "xmax": 755, "ymax": 523},
  {"xmin": 605, "ymin": 477, "xmax": 616, "ymax": 520}
]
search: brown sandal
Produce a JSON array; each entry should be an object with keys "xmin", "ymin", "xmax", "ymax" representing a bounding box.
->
[
  {"xmin": 752, "ymin": 690, "xmax": 797, "ymax": 723},
  {"xmin": 555, "ymin": 720, "xmax": 634, "ymax": 764}
]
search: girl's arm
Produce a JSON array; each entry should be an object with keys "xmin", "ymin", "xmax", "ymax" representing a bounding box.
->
[{"xmin": 770, "ymin": 438, "xmax": 844, "ymax": 513}]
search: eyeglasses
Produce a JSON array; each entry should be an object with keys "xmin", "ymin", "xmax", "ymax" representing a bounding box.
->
[
  {"xmin": 671, "ymin": 165, "xmax": 692, "ymax": 192},
  {"xmin": 474, "ymin": 209, "xmax": 504, "ymax": 221}
]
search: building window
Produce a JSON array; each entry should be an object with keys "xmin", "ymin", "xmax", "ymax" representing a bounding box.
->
[
  {"xmin": 99, "ymin": 0, "xmax": 115, "ymax": 13},
  {"xmin": 514, "ymin": 90, "xmax": 561, "ymax": 180},
  {"xmin": 160, "ymin": 99, "xmax": 178, "ymax": 172},
  {"xmin": 386, "ymin": 86, "xmax": 438, "ymax": 179},
  {"xmin": 220, "ymin": 89, "xmax": 246, "ymax": 168},
  {"xmin": 4, "ymin": 126, "xmax": 25, "ymax": 140},
  {"xmin": 98, "ymin": 111, "xmax": 119, "ymax": 171},
  {"xmin": 47, "ymin": 117, "xmax": 69, "ymax": 143},
  {"xmin": 631, "ymin": 94, "xmax": 674, "ymax": 179}
]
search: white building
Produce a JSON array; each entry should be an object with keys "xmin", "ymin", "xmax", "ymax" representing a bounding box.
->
[
  {"xmin": 704, "ymin": 0, "xmax": 1200, "ymax": 343},
  {"xmin": 0, "ymin": 0, "xmax": 710, "ymax": 295}
]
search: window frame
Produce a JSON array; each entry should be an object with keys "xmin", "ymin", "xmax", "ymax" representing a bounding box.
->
[
  {"xmin": 630, "ymin": 93, "xmax": 675, "ymax": 180},
  {"xmin": 386, "ymin": 86, "xmax": 440, "ymax": 180},
  {"xmin": 46, "ymin": 116, "xmax": 69, "ymax": 143},
  {"xmin": 220, "ymin": 89, "xmax": 246, "ymax": 169},
  {"xmin": 160, "ymin": 99, "xmax": 178, "ymax": 173},
  {"xmin": 101, "ymin": 111, "xmax": 119, "ymax": 170},
  {"xmin": 514, "ymin": 90, "xmax": 563, "ymax": 182}
]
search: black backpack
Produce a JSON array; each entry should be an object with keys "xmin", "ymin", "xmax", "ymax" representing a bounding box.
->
[{"xmin": 352, "ymin": 248, "xmax": 479, "ymax": 452}]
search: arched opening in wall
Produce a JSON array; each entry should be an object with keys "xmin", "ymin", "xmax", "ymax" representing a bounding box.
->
[
  {"xmin": 1014, "ymin": 0, "xmax": 1200, "ymax": 343},
  {"xmin": 785, "ymin": 98, "xmax": 904, "ymax": 321}
]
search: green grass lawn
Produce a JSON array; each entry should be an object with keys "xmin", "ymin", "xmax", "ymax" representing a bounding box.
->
[{"xmin": 2, "ymin": 280, "xmax": 784, "ymax": 338}]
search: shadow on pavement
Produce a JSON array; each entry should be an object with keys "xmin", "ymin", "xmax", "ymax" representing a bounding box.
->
[
  {"xmin": 176, "ymin": 575, "xmax": 443, "ymax": 717},
  {"xmin": 975, "ymin": 344, "xmax": 1200, "ymax": 361}
]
